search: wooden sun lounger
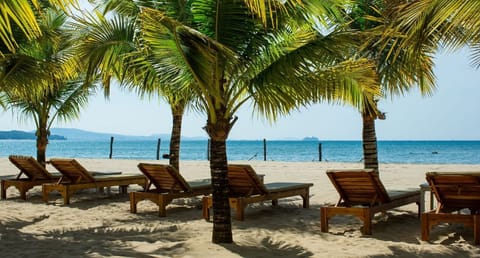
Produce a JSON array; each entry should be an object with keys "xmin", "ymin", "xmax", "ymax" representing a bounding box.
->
[
  {"xmin": 43, "ymin": 158, "xmax": 146, "ymax": 204},
  {"xmin": 129, "ymin": 163, "xmax": 212, "ymax": 216},
  {"xmin": 202, "ymin": 164, "xmax": 313, "ymax": 221},
  {"xmin": 1, "ymin": 155, "xmax": 61, "ymax": 200},
  {"xmin": 422, "ymin": 172, "xmax": 480, "ymax": 244},
  {"xmin": 320, "ymin": 169, "xmax": 420, "ymax": 235}
]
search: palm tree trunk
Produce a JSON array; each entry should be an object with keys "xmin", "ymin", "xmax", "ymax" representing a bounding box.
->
[
  {"xmin": 209, "ymin": 137, "xmax": 232, "ymax": 243},
  {"xmin": 36, "ymin": 127, "xmax": 48, "ymax": 167},
  {"xmin": 169, "ymin": 105, "xmax": 184, "ymax": 171},
  {"xmin": 362, "ymin": 113, "xmax": 379, "ymax": 173},
  {"xmin": 204, "ymin": 113, "xmax": 236, "ymax": 243}
]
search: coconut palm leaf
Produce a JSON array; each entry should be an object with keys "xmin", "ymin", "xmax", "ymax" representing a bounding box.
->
[
  {"xmin": 0, "ymin": 0, "xmax": 78, "ymax": 53},
  {"xmin": 395, "ymin": 0, "xmax": 480, "ymax": 69},
  {"xmin": 72, "ymin": 11, "xmax": 136, "ymax": 96}
]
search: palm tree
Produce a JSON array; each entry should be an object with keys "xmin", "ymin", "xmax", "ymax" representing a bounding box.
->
[
  {"xmin": 71, "ymin": 1, "xmax": 196, "ymax": 171},
  {"xmin": 1, "ymin": 7, "xmax": 94, "ymax": 165},
  {"xmin": 345, "ymin": 0, "xmax": 438, "ymax": 172},
  {"xmin": 4, "ymin": 80, "xmax": 94, "ymax": 165},
  {"xmin": 137, "ymin": 0, "xmax": 380, "ymax": 243}
]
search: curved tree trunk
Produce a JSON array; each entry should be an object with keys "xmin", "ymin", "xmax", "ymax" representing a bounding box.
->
[
  {"xmin": 362, "ymin": 113, "xmax": 379, "ymax": 173},
  {"xmin": 36, "ymin": 125, "xmax": 48, "ymax": 167},
  {"xmin": 205, "ymin": 112, "xmax": 236, "ymax": 244},
  {"xmin": 169, "ymin": 105, "xmax": 184, "ymax": 171}
]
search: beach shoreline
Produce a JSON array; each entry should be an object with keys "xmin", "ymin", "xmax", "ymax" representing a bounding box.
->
[{"xmin": 1, "ymin": 158, "xmax": 479, "ymax": 257}]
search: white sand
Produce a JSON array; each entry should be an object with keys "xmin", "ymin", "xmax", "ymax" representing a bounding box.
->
[{"xmin": 1, "ymin": 158, "xmax": 480, "ymax": 257}]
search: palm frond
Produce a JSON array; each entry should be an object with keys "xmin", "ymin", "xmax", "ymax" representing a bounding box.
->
[
  {"xmin": 0, "ymin": 0, "xmax": 78, "ymax": 53},
  {"xmin": 469, "ymin": 42, "xmax": 480, "ymax": 69},
  {"xmin": 71, "ymin": 10, "xmax": 136, "ymax": 95},
  {"xmin": 140, "ymin": 7, "xmax": 237, "ymax": 91},
  {"xmin": 0, "ymin": 0, "xmax": 41, "ymax": 52}
]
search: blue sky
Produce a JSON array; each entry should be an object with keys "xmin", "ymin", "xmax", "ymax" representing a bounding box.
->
[{"xmin": 0, "ymin": 47, "xmax": 478, "ymax": 140}]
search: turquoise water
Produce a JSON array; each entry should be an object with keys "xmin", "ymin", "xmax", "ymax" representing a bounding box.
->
[{"xmin": 0, "ymin": 140, "xmax": 479, "ymax": 164}]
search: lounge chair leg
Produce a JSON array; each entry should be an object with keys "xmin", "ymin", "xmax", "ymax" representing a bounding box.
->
[
  {"xmin": 234, "ymin": 198, "xmax": 245, "ymax": 221},
  {"xmin": 421, "ymin": 213, "xmax": 430, "ymax": 241},
  {"xmin": 272, "ymin": 199, "xmax": 278, "ymax": 206},
  {"xmin": 119, "ymin": 185, "xmax": 128, "ymax": 194},
  {"xmin": 302, "ymin": 189, "xmax": 310, "ymax": 208},
  {"xmin": 202, "ymin": 196, "xmax": 212, "ymax": 221},
  {"xmin": 474, "ymin": 215, "xmax": 479, "ymax": 245},
  {"xmin": 1, "ymin": 181, "xmax": 6, "ymax": 199},
  {"xmin": 159, "ymin": 206, "xmax": 167, "ymax": 217},
  {"xmin": 130, "ymin": 192, "xmax": 137, "ymax": 213},
  {"xmin": 158, "ymin": 195, "xmax": 168, "ymax": 217},
  {"xmin": 362, "ymin": 209, "xmax": 372, "ymax": 235},
  {"xmin": 62, "ymin": 186, "xmax": 71, "ymax": 205},
  {"xmin": 19, "ymin": 189, "xmax": 27, "ymax": 200},
  {"xmin": 320, "ymin": 207, "xmax": 329, "ymax": 232},
  {"xmin": 42, "ymin": 185, "xmax": 50, "ymax": 203},
  {"xmin": 63, "ymin": 194, "xmax": 70, "ymax": 205}
]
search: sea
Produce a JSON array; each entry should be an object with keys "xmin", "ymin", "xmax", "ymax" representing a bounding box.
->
[{"xmin": 1, "ymin": 139, "xmax": 479, "ymax": 164}]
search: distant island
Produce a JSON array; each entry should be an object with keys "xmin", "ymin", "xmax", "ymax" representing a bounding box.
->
[
  {"xmin": 0, "ymin": 128, "xmax": 317, "ymax": 141},
  {"xmin": 49, "ymin": 128, "xmax": 207, "ymax": 141},
  {"xmin": 0, "ymin": 128, "xmax": 208, "ymax": 141},
  {"xmin": 0, "ymin": 130, "xmax": 66, "ymax": 140}
]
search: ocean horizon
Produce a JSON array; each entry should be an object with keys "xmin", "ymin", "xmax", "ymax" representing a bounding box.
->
[{"xmin": 1, "ymin": 139, "xmax": 479, "ymax": 164}]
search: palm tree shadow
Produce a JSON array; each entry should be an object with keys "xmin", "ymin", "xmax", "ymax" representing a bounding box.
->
[
  {"xmin": 368, "ymin": 245, "xmax": 476, "ymax": 258},
  {"xmin": 221, "ymin": 237, "xmax": 314, "ymax": 257},
  {"xmin": 0, "ymin": 215, "xmax": 192, "ymax": 257}
]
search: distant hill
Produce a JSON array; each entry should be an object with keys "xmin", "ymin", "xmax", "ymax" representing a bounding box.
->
[
  {"xmin": 49, "ymin": 128, "xmax": 207, "ymax": 141},
  {"xmin": 0, "ymin": 130, "xmax": 66, "ymax": 140}
]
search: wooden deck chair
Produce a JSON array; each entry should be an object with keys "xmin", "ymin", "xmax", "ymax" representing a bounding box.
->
[
  {"xmin": 422, "ymin": 172, "xmax": 480, "ymax": 244},
  {"xmin": 129, "ymin": 163, "xmax": 211, "ymax": 216},
  {"xmin": 1, "ymin": 155, "xmax": 61, "ymax": 200},
  {"xmin": 202, "ymin": 164, "xmax": 313, "ymax": 221},
  {"xmin": 43, "ymin": 158, "xmax": 146, "ymax": 204},
  {"xmin": 320, "ymin": 169, "xmax": 420, "ymax": 235}
]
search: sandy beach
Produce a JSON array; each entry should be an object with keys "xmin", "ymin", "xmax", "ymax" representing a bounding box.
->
[{"xmin": 1, "ymin": 158, "xmax": 480, "ymax": 257}]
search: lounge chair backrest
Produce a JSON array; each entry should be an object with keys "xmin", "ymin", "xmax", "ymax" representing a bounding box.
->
[
  {"xmin": 426, "ymin": 172, "xmax": 480, "ymax": 211},
  {"xmin": 326, "ymin": 169, "xmax": 390, "ymax": 206},
  {"xmin": 50, "ymin": 158, "xmax": 96, "ymax": 183},
  {"xmin": 137, "ymin": 163, "xmax": 191, "ymax": 192},
  {"xmin": 227, "ymin": 164, "xmax": 268, "ymax": 197},
  {"xmin": 9, "ymin": 155, "xmax": 53, "ymax": 180}
]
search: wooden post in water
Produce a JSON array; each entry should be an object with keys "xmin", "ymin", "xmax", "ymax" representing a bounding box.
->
[
  {"xmin": 156, "ymin": 138, "xmax": 161, "ymax": 160},
  {"xmin": 263, "ymin": 138, "xmax": 267, "ymax": 161},
  {"xmin": 109, "ymin": 136, "xmax": 114, "ymax": 159},
  {"xmin": 318, "ymin": 142, "xmax": 322, "ymax": 161}
]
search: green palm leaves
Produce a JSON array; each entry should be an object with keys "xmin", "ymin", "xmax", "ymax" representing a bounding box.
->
[
  {"xmin": 0, "ymin": 0, "xmax": 78, "ymax": 53},
  {"xmin": 138, "ymin": 1, "xmax": 380, "ymax": 124},
  {"xmin": 396, "ymin": 0, "xmax": 480, "ymax": 68}
]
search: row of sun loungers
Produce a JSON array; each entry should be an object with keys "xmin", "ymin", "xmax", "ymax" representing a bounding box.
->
[
  {"xmin": 1, "ymin": 155, "xmax": 312, "ymax": 219},
  {"xmin": 1, "ymin": 155, "xmax": 479, "ymax": 244}
]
